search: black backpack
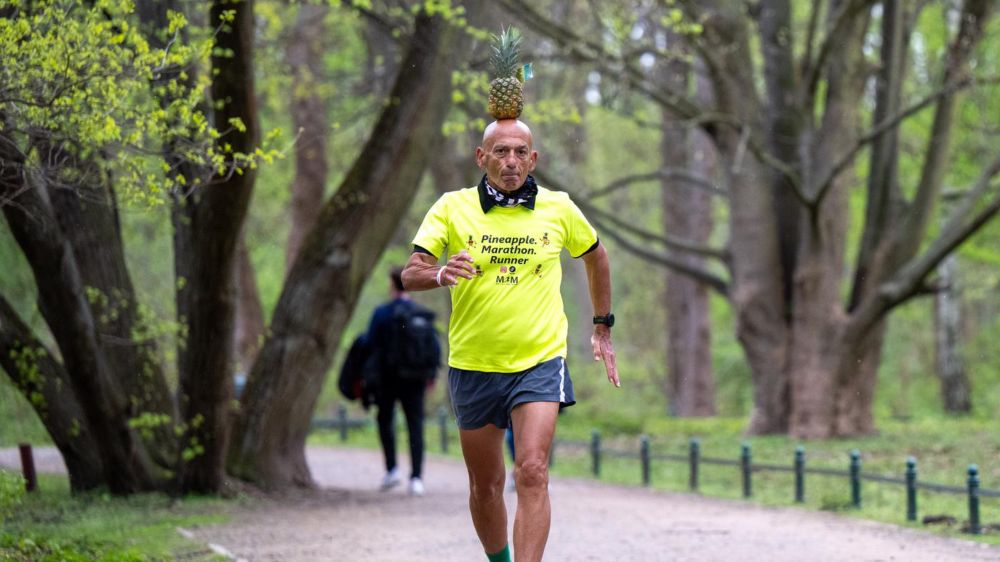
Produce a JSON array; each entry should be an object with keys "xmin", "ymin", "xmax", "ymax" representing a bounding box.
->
[
  {"xmin": 382, "ymin": 301, "xmax": 441, "ymax": 381},
  {"xmin": 337, "ymin": 335, "xmax": 380, "ymax": 409}
]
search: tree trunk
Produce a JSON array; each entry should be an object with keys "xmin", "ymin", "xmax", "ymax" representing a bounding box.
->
[
  {"xmin": 660, "ymin": 49, "xmax": 716, "ymax": 417},
  {"xmin": 233, "ymin": 235, "xmax": 264, "ymax": 374},
  {"xmin": 41, "ymin": 151, "xmax": 177, "ymax": 468},
  {"xmin": 228, "ymin": 9, "xmax": 471, "ymax": 490},
  {"xmin": 285, "ymin": 4, "xmax": 330, "ymax": 274},
  {"xmin": 786, "ymin": 0, "xmax": 869, "ymax": 439},
  {"xmin": 0, "ymin": 295, "xmax": 105, "ymax": 491},
  {"xmin": 934, "ymin": 253, "xmax": 971, "ymax": 413},
  {"xmin": 0, "ymin": 134, "xmax": 159, "ymax": 493},
  {"xmin": 175, "ymin": 0, "xmax": 259, "ymax": 494},
  {"xmin": 696, "ymin": 4, "xmax": 788, "ymax": 433}
]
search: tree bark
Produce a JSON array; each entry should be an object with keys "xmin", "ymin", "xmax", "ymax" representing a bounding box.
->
[
  {"xmin": 0, "ymin": 294, "xmax": 105, "ymax": 492},
  {"xmin": 934, "ymin": 253, "xmax": 971, "ymax": 413},
  {"xmin": 285, "ymin": 4, "xmax": 330, "ymax": 274},
  {"xmin": 697, "ymin": 3, "xmax": 788, "ymax": 434},
  {"xmin": 786, "ymin": 0, "xmax": 870, "ymax": 438},
  {"xmin": 175, "ymin": 0, "xmax": 259, "ymax": 494},
  {"xmin": 659, "ymin": 47, "xmax": 716, "ymax": 417},
  {"xmin": 0, "ymin": 133, "xmax": 159, "ymax": 493},
  {"xmin": 233, "ymin": 235, "xmax": 264, "ymax": 374},
  {"xmin": 40, "ymin": 149, "xmax": 178, "ymax": 468},
  {"xmin": 228, "ymin": 8, "xmax": 471, "ymax": 490}
]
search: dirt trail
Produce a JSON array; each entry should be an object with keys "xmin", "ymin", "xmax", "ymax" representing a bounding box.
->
[{"xmin": 2, "ymin": 446, "xmax": 996, "ymax": 561}]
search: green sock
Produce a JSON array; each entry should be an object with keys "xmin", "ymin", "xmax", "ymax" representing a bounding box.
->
[{"xmin": 486, "ymin": 544, "xmax": 511, "ymax": 562}]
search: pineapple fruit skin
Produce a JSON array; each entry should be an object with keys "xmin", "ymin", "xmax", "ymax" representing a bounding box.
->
[{"xmin": 488, "ymin": 76, "xmax": 523, "ymax": 120}]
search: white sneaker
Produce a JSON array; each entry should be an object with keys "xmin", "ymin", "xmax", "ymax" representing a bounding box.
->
[
  {"xmin": 380, "ymin": 468, "xmax": 400, "ymax": 491},
  {"xmin": 408, "ymin": 477, "xmax": 425, "ymax": 496}
]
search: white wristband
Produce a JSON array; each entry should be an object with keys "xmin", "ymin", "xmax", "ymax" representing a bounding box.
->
[{"xmin": 436, "ymin": 266, "xmax": 446, "ymax": 287}]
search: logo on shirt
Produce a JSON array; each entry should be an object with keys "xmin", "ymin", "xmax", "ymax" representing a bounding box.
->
[
  {"xmin": 467, "ymin": 235, "xmax": 476, "ymax": 250},
  {"xmin": 541, "ymin": 232, "xmax": 550, "ymax": 246}
]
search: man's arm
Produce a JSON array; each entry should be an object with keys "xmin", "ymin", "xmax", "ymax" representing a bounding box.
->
[
  {"xmin": 582, "ymin": 242, "xmax": 619, "ymax": 387},
  {"xmin": 401, "ymin": 250, "xmax": 475, "ymax": 291}
]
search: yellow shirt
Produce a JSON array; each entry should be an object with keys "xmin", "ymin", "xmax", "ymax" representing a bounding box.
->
[{"xmin": 412, "ymin": 185, "xmax": 598, "ymax": 372}]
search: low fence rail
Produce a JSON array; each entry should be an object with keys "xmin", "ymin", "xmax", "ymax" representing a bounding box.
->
[{"xmin": 312, "ymin": 405, "xmax": 997, "ymax": 535}]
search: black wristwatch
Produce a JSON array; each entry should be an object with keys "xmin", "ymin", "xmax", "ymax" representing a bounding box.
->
[{"xmin": 593, "ymin": 313, "xmax": 615, "ymax": 327}]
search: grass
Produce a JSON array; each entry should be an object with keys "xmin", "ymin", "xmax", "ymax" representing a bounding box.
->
[
  {"xmin": 0, "ymin": 472, "xmax": 235, "ymax": 561},
  {"xmin": 308, "ymin": 409, "xmax": 1000, "ymax": 546}
]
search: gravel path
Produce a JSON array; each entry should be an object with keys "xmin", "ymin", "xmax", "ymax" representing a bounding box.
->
[{"xmin": 3, "ymin": 446, "xmax": 997, "ymax": 561}]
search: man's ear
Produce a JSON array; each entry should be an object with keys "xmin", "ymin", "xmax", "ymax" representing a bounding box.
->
[{"xmin": 475, "ymin": 147, "xmax": 486, "ymax": 169}]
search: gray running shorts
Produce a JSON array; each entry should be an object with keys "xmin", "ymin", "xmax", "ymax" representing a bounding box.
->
[{"xmin": 447, "ymin": 356, "xmax": 575, "ymax": 430}]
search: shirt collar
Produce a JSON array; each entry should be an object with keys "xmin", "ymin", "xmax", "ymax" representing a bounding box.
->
[{"xmin": 477, "ymin": 174, "xmax": 538, "ymax": 213}]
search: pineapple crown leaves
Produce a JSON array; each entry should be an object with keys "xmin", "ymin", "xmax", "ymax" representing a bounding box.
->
[{"xmin": 489, "ymin": 26, "xmax": 527, "ymax": 82}]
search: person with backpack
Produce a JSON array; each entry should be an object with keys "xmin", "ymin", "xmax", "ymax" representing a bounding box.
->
[{"xmin": 365, "ymin": 266, "xmax": 441, "ymax": 496}]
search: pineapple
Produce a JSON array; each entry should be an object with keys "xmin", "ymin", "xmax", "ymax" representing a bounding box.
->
[{"xmin": 488, "ymin": 27, "xmax": 526, "ymax": 120}]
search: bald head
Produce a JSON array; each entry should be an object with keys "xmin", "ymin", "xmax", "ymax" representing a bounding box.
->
[
  {"xmin": 482, "ymin": 119, "xmax": 533, "ymax": 148},
  {"xmin": 476, "ymin": 119, "xmax": 538, "ymax": 192}
]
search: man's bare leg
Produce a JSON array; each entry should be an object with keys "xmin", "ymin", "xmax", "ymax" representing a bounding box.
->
[
  {"xmin": 459, "ymin": 424, "xmax": 509, "ymax": 555},
  {"xmin": 510, "ymin": 401, "xmax": 559, "ymax": 562}
]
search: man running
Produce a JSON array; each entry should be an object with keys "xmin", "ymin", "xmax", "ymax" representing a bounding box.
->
[{"xmin": 401, "ymin": 118, "xmax": 618, "ymax": 562}]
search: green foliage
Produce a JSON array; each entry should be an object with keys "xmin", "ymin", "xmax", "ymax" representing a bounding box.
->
[
  {"xmin": 0, "ymin": 470, "xmax": 25, "ymax": 522},
  {"xmin": 0, "ymin": 534, "xmax": 147, "ymax": 562},
  {"xmin": 0, "ymin": 0, "xmax": 280, "ymax": 207},
  {"xmin": 0, "ymin": 0, "xmax": 203, "ymax": 204},
  {"xmin": 0, "ymin": 473, "xmax": 231, "ymax": 560}
]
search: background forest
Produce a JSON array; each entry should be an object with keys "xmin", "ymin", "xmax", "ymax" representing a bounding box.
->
[{"xmin": 0, "ymin": 0, "xmax": 998, "ymax": 500}]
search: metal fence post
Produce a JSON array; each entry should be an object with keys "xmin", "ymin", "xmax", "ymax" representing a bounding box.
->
[
  {"xmin": 18, "ymin": 443, "xmax": 36, "ymax": 492},
  {"xmin": 591, "ymin": 430, "xmax": 601, "ymax": 478},
  {"xmin": 338, "ymin": 404, "xmax": 348, "ymax": 442},
  {"xmin": 438, "ymin": 407, "xmax": 448, "ymax": 454},
  {"xmin": 689, "ymin": 439, "xmax": 700, "ymax": 492},
  {"xmin": 794, "ymin": 446, "xmax": 805, "ymax": 503},
  {"xmin": 906, "ymin": 457, "xmax": 917, "ymax": 522},
  {"xmin": 850, "ymin": 450, "xmax": 862, "ymax": 508},
  {"xmin": 741, "ymin": 442, "xmax": 752, "ymax": 498},
  {"xmin": 640, "ymin": 435, "xmax": 651, "ymax": 486},
  {"xmin": 967, "ymin": 464, "xmax": 981, "ymax": 535}
]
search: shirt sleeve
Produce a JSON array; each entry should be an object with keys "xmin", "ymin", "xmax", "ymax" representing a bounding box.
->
[
  {"xmin": 562, "ymin": 195, "xmax": 599, "ymax": 258},
  {"xmin": 411, "ymin": 193, "xmax": 450, "ymax": 259}
]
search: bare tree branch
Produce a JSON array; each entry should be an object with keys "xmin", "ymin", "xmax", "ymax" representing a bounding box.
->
[
  {"xmin": 804, "ymin": 0, "xmax": 877, "ymax": 112},
  {"xmin": 575, "ymin": 196, "xmax": 729, "ymax": 262},
  {"xmin": 799, "ymin": 0, "xmax": 824, "ymax": 81},
  {"xmin": 499, "ymin": 0, "xmax": 705, "ymax": 122},
  {"xmin": 850, "ymin": 155, "xmax": 1000, "ymax": 334},
  {"xmin": 811, "ymin": 74, "xmax": 981, "ymax": 206},
  {"xmin": 531, "ymin": 170, "xmax": 730, "ymax": 293},
  {"xmin": 586, "ymin": 168, "xmax": 726, "ymax": 199},
  {"xmin": 590, "ymin": 214, "xmax": 730, "ymax": 296}
]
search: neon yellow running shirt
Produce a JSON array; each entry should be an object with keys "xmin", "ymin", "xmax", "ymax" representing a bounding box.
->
[{"xmin": 412, "ymin": 185, "xmax": 597, "ymax": 372}]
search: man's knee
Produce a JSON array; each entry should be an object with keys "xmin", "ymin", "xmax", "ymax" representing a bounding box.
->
[
  {"xmin": 469, "ymin": 474, "xmax": 505, "ymax": 504},
  {"xmin": 515, "ymin": 458, "xmax": 548, "ymax": 490}
]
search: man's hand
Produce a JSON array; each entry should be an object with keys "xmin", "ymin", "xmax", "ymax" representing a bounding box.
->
[
  {"xmin": 439, "ymin": 249, "xmax": 475, "ymax": 286},
  {"xmin": 591, "ymin": 324, "xmax": 619, "ymax": 387},
  {"xmin": 404, "ymin": 250, "xmax": 476, "ymax": 291}
]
